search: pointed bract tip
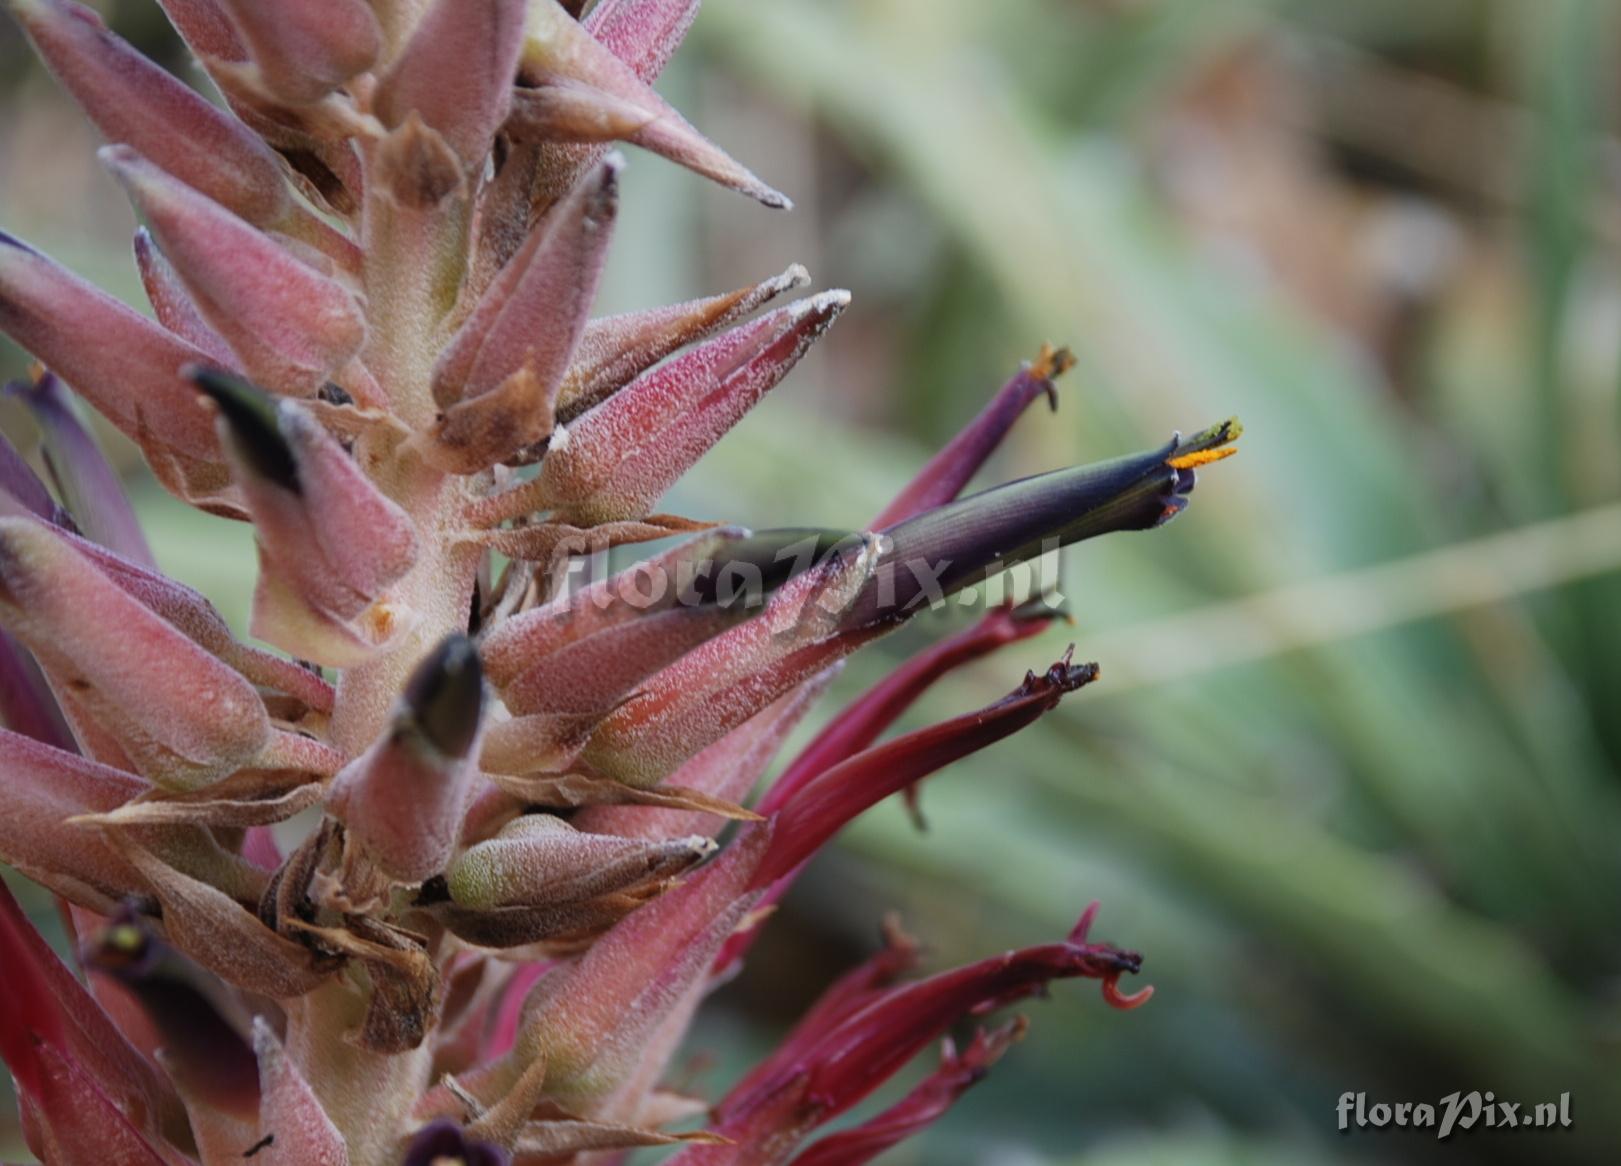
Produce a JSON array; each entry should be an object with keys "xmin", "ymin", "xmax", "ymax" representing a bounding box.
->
[
  {"xmin": 405, "ymin": 634, "xmax": 486, "ymax": 758},
  {"xmin": 1064, "ymin": 903, "xmax": 1152, "ymax": 1010},
  {"xmin": 776, "ymin": 263, "xmax": 812, "ymax": 291},
  {"xmin": 1067, "ymin": 900, "xmax": 1101, "ymax": 943},
  {"xmin": 188, "ymin": 366, "xmax": 299, "ymax": 493},
  {"xmin": 782, "ymin": 288, "xmax": 851, "ymax": 333},
  {"xmin": 802, "ymin": 288, "xmax": 852, "ymax": 314}
]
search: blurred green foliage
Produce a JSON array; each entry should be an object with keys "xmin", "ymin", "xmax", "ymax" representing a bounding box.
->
[
  {"xmin": 681, "ymin": 1, "xmax": 1621, "ymax": 1162},
  {"xmin": 3, "ymin": 1, "xmax": 1621, "ymax": 1163}
]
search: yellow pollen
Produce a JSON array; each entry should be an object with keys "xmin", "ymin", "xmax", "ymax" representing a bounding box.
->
[
  {"xmin": 1030, "ymin": 343, "xmax": 1077, "ymax": 381},
  {"xmin": 107, "ymin": 924, "xmax": 144, "ymax": 953},
  {"xmin": 1166, "ymin": 447, "xmax": 1238, "ymax": 471}
]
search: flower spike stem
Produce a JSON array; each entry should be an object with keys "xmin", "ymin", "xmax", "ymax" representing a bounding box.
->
[{"xmin": 0, "ymin": 1, "xmax": 1237, "ymax": 1160}]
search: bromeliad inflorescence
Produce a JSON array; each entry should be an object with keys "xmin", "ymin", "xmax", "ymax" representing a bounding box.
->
[{"xmin": 0, "ymin": 2, "xmax": 1239, "ymax": 1163}]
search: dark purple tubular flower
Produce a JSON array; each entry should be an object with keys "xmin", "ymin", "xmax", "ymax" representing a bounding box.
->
[
  {"xmin": 844, "ymin": 418, "xmax": 1242, "ymax": 627},
  {"xmin": 403, "ymin": 1119, "xmax": 511, "ymax": 1166},
  {"xmin": 81, "ymin": 907, "xmax": 261, "ymax": 1123}
]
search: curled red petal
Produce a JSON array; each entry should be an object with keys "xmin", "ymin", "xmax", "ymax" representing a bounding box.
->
[{"xmin": 707, "ymin": 908, "xmax": 1146, "ymax": 1151}]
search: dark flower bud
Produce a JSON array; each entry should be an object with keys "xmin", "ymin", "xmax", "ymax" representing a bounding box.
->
[
  {"xmin": 191, "ymin": 367, "xmax": 299, "ymax": 493},
  {"xmin": 403, "ymin": 1118, "xmax": 510, "ymax": 1166},
  {"xmin": 82, "ymin": 908, "xmax": 260, "ymax": 1122},
  {"xmin": 405, "ymin": 634, "xmax": 485, "ymax": 760}
]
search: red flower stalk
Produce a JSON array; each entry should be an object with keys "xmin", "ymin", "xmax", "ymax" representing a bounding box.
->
[{"xmin": 0, "ymin": 1, "xmax": 1236, "ymax": 1161}]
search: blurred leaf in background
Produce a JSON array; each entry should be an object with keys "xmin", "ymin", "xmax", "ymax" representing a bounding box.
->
[{"xmin": 4, "ymin": 0, "xmax": 1621, "ymax": 1163}]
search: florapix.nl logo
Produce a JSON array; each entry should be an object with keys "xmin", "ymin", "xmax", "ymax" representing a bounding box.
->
[{"xmin": 1337, "ymin": 1091, "xmax": 1572, "ymax": 1141}]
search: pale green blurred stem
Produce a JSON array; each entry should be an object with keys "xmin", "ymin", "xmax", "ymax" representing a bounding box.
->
[
  {"xmin": 1085, "ymin": 500, "xmax": 1621, "ymax": 896},
  {"xmin": 1084, "ymin": 500, "xmax": 1621, "ymax": 693}
]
